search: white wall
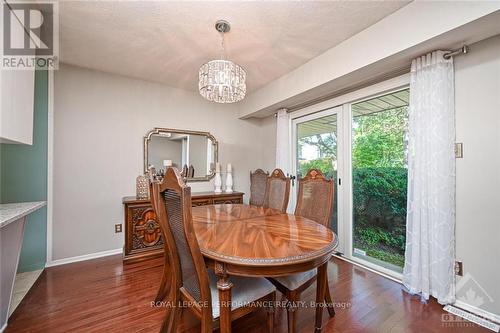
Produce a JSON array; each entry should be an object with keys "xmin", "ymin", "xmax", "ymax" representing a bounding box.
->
[
  {"xmin": 260, "ymin": 115, "xmax": 277, "ymax": 171},
  {"xmin": 53, "ymin": 64, "xmax": 272, "ymax": 260},
  {"xmin": 455, "ymin": 34, "xmax": 500, "ymax": 317}
]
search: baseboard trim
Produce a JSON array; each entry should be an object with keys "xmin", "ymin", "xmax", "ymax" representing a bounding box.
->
[
  {"xmin": 46, "ymin": 248, "xmax": 122, "ymax": 267},
  {"xmin": 453, "ymin": 300, "xmax": 500, "ymax": 325}
]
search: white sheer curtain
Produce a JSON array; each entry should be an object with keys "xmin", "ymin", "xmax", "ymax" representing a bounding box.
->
[
  {"xmin": 275, "ymin": 108, "xmax": 290, "ymax": 172},
  {"xmin": 403, "ymin": 51, "xmax": 456, "ymax": 304}
]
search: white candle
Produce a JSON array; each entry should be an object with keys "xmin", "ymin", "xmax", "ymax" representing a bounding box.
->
[
  {"xmin": 163, "ymin": 159, "xmax": 172, "ymax": 167},
  {"xmin": 215, "ymin": 162, "xmax": 220, "ymax": 173},
  {"xmin": 227, "ymin": 163, "xmax": 232, "ymax": 173}
]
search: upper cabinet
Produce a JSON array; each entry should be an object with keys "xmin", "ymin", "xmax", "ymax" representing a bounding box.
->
[
  {"xmin": 0, "ymin": 4, "xmax": 36, "ymax": 145},
  {"xmin": 0, "ymin": 68, "xmax": 36, "ymax": 144}
]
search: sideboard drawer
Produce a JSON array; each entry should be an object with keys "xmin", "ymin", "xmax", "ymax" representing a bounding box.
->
[
  {"xmin": 213, "ymin": 197, "xmax": 243, "ymax": 205},
  {"xmin": 192, "ymin": 198, "xmax": 211, "ymax": 206}
]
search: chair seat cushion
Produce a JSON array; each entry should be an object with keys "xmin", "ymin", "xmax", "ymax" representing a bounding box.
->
[
  {"xmin": 273, "ymin": 268, "xmax": 317, "ymax": 290},
  {"xmin": 208, "ymin": 270, "xmax": 275, "ymax": 319}
]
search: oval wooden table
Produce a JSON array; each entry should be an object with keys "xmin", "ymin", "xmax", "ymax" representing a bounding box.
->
[{"xmin": 192, "ymin": 204, "xmax": 338, "ymax": 333}]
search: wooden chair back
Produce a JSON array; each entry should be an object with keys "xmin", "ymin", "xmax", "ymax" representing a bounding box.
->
[
  {"xmin": 250, "ymin": 169, "xmax": 269, "ymax": 206},
  {"xmin": 149, "ymin": 167, "xmax": 213, "ymax": 331},
  {"xmin": 263, "ymin": 168, "xmax": 290, "ymax": 213},
  {"xmin": 294, "ymin": 169, "xmax": 334, "ymax": 227}
]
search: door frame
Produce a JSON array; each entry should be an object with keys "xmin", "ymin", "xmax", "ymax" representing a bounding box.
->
[
  {"xmin": 291, "ymin": 106, "xmax": 345, "ymax": 253},
  {"xmin": 290, "ymin": 74, "xmax": 410, "ymax": 279}
]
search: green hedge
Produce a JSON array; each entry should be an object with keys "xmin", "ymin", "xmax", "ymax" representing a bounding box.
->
[
  {"xmin": 353, "ymin": 167, "xmax": 407, "ymax": 257},
  {"xmin": 298, "ymin": 162, "xmax": 408, "ymax": 265}
]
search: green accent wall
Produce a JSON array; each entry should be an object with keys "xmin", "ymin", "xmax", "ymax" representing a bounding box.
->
[{"xmin": 0, "ymin": 70, "xmax": 48, "ymax": 272}]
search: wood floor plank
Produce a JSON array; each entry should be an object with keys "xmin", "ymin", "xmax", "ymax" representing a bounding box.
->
[{"xmin": 5, "ymin": 255, "xmax": 490, "ymax": 333}]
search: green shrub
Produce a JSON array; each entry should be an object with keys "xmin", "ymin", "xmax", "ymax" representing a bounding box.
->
[
  {"xmin": 298, "ymin": 159, "xmax": 335, "ymax": 178},
  {"xmin": 352, "ymin": 167, "xmax": 407, "ymax": 264},
  {"xmin": 353, "ymin": 167, "xmax": 407, "ymax": 231},
  {"xmin": 297, "ymin": 163, "xmax": 408, "ymax": 266}
]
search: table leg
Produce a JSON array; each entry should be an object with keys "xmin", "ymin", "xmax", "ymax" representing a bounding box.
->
[
  {"xmin": 215, "ymin": 262, "xmax": 233, "ymax": 333},
  {"xmin": 314, "ymin": 262, "xmax": 328, "ymax": 333}
]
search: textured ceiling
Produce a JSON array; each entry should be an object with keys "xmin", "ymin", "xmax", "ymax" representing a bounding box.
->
[{"xmin": 60, "ymin": 1, "xmax": 410, "ymax": 93}]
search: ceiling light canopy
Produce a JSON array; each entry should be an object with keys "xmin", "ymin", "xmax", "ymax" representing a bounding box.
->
[{"xmin": 199, "ymin": 20, "xmax": 246, "ymax": 104}]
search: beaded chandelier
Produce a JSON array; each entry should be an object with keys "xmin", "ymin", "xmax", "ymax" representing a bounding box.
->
[{"xmin": 199, "ymin": 20, "xmax": 246, "ymax": 103}]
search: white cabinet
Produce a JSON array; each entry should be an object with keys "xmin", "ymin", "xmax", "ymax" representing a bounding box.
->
[
  {"xmin": 0, "ymin": 3, "xmax": 36, "ymax": 145},
  {"xmin": 0, "ymin": 68, "xmax": 36, "ymax": 144}
]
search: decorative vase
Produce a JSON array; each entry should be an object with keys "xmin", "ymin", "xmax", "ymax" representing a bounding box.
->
[
  {"xmin": 225, "ymin": 163, "xmax": 233, "ymax": 193},
  {"xmin": 214, "ymin": 163, "xmax": 222, "ymax": 193},
  {"xmin": 136, "ymin": 174, "xmax": 149, "ymax": 199}
]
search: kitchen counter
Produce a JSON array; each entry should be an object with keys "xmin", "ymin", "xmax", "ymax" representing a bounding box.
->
[
  {"xmin": 1, "ymin": 201, "xmax": 46, "ymax": 332},
  {"xmin": 0, "ymin": 201, "xmax": 46, "ymax": 229}
]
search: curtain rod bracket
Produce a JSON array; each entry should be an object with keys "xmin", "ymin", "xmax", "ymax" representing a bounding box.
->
[
  {"xmin": 274, "ymin": 108, "xmax": 289, "ymax": 117},
  {"xmin": 443, "ymin": 45, "xmax": 469, "ymax": 60}
]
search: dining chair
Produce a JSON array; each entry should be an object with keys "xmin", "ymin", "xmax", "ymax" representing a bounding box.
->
[
  {"xmin": 150, "ymin": 167, "xmax": 276, "ymax": 332},
  {"xmin": 268, "ymin": 169, "xmax": 336, "ymax": 333},
  {"xmin": 250, "ymin": 169, "xmax": 269, "ymax": 206},
  {"xmin": 263, "ymin": 168, "xmax": 290, "ymax": 213}
]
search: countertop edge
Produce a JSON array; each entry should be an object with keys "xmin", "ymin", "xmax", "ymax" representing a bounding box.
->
[{"xmin": 0, "ymin": 201, "xmax": 47, "ymax": 229}]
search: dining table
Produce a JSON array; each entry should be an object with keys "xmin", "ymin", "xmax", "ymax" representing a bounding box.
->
[{"xmin": 191, "ymin": 203, "xmax": 338, "ymax": 333}]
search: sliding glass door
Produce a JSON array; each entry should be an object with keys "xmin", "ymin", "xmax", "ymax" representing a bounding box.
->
[
  {"xmin": 291, "ymin": 80, "xmax": 410, "ymax": 278},
  {"xmin": 291, "ymin": 107, "xmax": 343, "ymax": 248},
  {"xmin": 350, "ymin": 89, "xmax": 409, "ymax": 273}
]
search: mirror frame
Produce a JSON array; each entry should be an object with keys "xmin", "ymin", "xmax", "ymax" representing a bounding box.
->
[{"xmin": 144, "ymin": 127, "xmax": 218, "ymax": 182}]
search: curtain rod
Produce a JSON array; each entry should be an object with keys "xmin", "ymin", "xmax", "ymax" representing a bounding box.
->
[
  {"xmin": 443, "ymin": 45, "xmax": 469, "ymax": 59},
  {"xmin": 272, "ymin": 46, "xmax": 469, "ymax": 116}
]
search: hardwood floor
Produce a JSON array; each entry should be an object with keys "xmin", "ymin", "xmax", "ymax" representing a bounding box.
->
[{"xmin": 6, "ymin": 255, "xmax": 489, "ymax": 333}]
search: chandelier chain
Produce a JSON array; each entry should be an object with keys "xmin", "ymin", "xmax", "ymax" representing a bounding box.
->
[{"xmin": 220, "ymin": 31, "xmax": 226, "ymax": 60}]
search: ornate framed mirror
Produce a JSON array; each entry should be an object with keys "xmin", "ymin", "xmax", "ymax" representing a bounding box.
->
[{"xmin": 144, "ymin": 128, "xmax": 218, "ymax": 182}]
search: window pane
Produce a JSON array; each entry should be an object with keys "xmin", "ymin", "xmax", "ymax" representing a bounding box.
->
[
  {"xmin": 296, "ymin": 114, "xmax": 338, "ymax": 233},
  {"xmin": 351, "ymin": 89, "xmax": 409, "ymax": 272}
]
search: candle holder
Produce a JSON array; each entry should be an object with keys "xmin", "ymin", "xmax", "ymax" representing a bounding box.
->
[
  {"xmin": 225, "ymin": 164, "xmax": 233, "ymax": 193},
  {"xmin": 214, "ymin": 163, "xmax": 222, "ymax": 193}
]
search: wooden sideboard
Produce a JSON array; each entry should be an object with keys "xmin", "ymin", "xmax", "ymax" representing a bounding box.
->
[{"xmin": 122, "ymin": 191, "xmax": 244, "ymax": 262}]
